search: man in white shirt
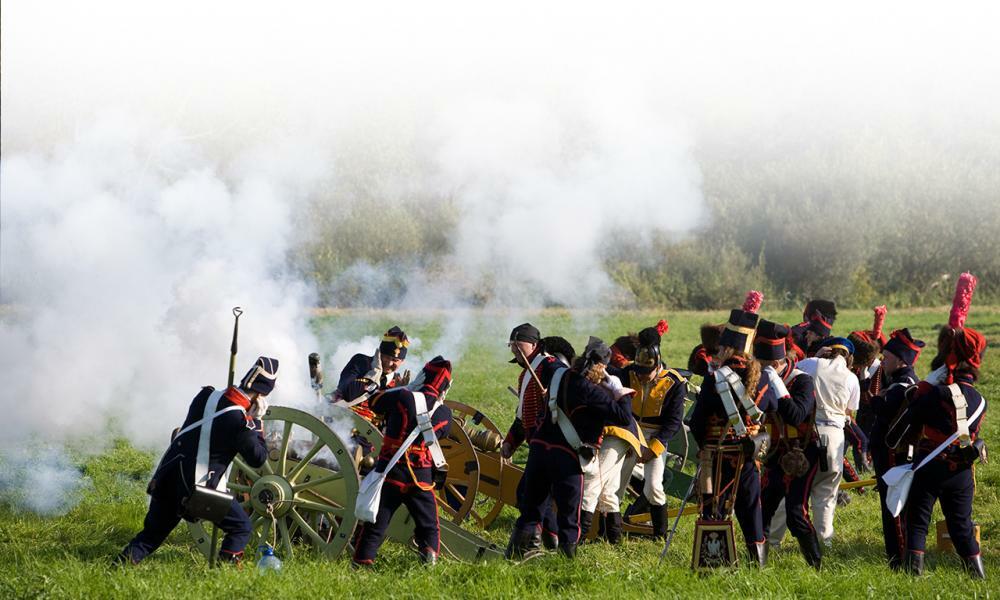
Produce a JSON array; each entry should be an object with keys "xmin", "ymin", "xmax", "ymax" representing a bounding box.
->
[
  {"xmin": 795, "ymin": 337, "xmax": 860, "ymax": 545},
  {"xmin": 769, "ymin": 338, "xmax": 861, "ymax": 546}
]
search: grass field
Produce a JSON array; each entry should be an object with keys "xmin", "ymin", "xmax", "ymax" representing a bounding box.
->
[{"xmin": 2, "ymin": 308, "xmax": 997, "ymax": 599}]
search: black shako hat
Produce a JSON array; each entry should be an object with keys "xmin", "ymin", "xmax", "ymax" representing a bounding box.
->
[
  {"xmin": 883, "ymin": 328, "xmax": 925, "ymax": 365},
  {"xmin": 719, "ymin": 309, "xmax": 760, "ymax": 354},
  {"xmin": 240, "ymin": 356, "xmax": 279, "ymax": 396},
  {"xmin": 753, "ymin": 320, "xmax": 789, "ymax": 361},
  {"xmin": 379, "ymin": 326, "xmax": 409, "ymax": 359}
]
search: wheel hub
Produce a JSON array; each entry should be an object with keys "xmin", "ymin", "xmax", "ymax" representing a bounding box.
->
[{"xmin": 251, "ymin": 475, "xmax": 294, "ymax": 517}]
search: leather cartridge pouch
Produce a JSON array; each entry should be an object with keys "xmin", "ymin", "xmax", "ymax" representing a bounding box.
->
[
  {"xmin": 184, "ymin": 485, "xmax": 235, "ymax": 524},
  {"xmin": 432, "ymin": 463, "xmax": 449, "ymax": 490},
  {"xmin": 779, "ymin": 443, "xmax": 810, "ymax": 478},
  {"xmin": 959, "ymin": 439, "xmax": 988, "ymax": 466},
  {"xmin": 740, "ymin": 431, "xmax": 770, "ymax": 461}
]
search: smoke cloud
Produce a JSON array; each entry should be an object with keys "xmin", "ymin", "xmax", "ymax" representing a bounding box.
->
[{"xmin": 3, "ymin": 0, "xmax": 998, "ymax": 513}]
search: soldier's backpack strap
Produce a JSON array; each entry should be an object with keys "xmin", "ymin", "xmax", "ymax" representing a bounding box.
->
[
  {"xmin": 721, "ymin": 366, "xmax": 763, "ymax": 422},
  {"xmin": 714, "ymin": 367, "xmax": 748, "ymax": 437},
  {"xmin": 193, "ymin": 389, "xmax": 240, "ymax": 491},
  {"xmin": 413, "ymin": 392, "xmax": 447, "ymax": 470},
  {"xmin": 546, "ymin": 367, "xmax": 584, "ymax": 450},
  {"xmin": 947, "ymin": 384, "xmax": 972, "ymax": 448}
]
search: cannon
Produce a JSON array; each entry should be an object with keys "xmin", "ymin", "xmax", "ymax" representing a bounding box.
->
[
  {"xmin": 186, "ymin": 404, "xmax": 503, "ymax": 562},
  {"xmin": 446, "ymin": 391, "xmax": 703, "ymax": 537}
]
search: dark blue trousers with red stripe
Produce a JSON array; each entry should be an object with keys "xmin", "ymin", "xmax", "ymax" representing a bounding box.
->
[
  {"xmin": 121, "ymin": 495, "xmax": 251, "ymax": 563},
  {"xmin": 872, "ymin": 442, "xmax": 907, "ymax": 568},
  {"xmin": 906, "ymin": 459, "xmax": 980, "ymax": 558},
  {"xmin": 845, "ymin": 419, "xmax": 869, "ymax": 468},
  {"xmin": 353, "ymin": 481, "xmax": 440, "ymax": 564},
  {"xmin": 761, "ymin": 445, "xmax": 820, "ymax": 540},
  {"xmin": 513, "ymin": 441, "xmax": 583, "ymax": 546}
]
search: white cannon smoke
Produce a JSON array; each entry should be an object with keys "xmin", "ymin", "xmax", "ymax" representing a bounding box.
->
[{"xmin": 2, "ymin": 0, "xmax": 998, "ymax": 515}]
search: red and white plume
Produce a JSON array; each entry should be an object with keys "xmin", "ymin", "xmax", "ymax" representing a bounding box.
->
[
  {"xmin": 872, "ymin": 305, "xmax": 887, "ymax": 339},
  {"xmin": 655, "ymin": 319, "xmax": 669, "ymax": 336},
  {"xmin": 948, "ymin": 272, "xmax": 978, "ymax": 329},
  {"xmin": 742, "ymin": 290, "xmax": 764, "ymax": 314}
]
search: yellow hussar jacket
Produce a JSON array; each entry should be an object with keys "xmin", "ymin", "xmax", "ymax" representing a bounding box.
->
[{"xmin": 623, "ymin": 366, "xmax": 688, "ymax": 456}]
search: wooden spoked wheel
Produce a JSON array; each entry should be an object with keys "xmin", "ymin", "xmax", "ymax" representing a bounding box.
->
[
  {"xmin": 445, "ymin": 400, "xmax": 521, "ymax": 529},
  {"xmin": 187, "ymin": 406, "xmax": 364, "ymax": 561}
]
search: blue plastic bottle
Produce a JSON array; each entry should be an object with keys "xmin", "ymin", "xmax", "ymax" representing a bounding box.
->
[{"xmin": 257, "ymin": 546, "xmax": 282, "ymax": 573}]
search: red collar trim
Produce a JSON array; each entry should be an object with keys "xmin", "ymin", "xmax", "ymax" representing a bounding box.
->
[{"xmin": 224, "ymin": 386, "xmax": 252, "ymax": 409}]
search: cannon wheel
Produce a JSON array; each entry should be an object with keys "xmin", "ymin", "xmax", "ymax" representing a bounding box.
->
[
  {"xmin": 446, "ymin": 400, "xmax": 515, "ymax": 528},
  {"xmin": 437, "ymin": 424, "xmax": 482, "ymax": 525},
  {"xmin": 187, "ymin": 406, "xmax": 364, "ymax": 562},
  {"xmin": 328, "ymin": 401, "xmax": 482, "ymax": 526}
]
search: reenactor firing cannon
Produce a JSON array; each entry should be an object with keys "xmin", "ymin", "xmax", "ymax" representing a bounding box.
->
[{"xmin": 186, "ymin": 404, "xmax": 503, "ymax": 563}]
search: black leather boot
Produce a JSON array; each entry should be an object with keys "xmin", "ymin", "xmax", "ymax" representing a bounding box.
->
[
  {"xmin": 419, "ymin": 548, "xmax": 438, "ymax": 566},
  {"xmin": 559, "ymin": 542, "xmax": 578, "ymax": 559},
  {"xmin": 605, "ymin": 512, "xmax": 624, "ymax": 545},
  {"xmin": 796, "ymin": 532, "xmax": 822, "ymax": 570},
  {"xmin": 542, "ymin": 531, "xmax": 559, "ymax": 551},
  {"xmin": 505, "ymin": 527, "xmax": 543, "ymax": 561},
  {"xmin": 904, "ymin": 550, "xmax": 924, "ymax": 576},
  {"xmin": 962, "ymin": 554, "xmax": 985, "ymax": 580},
  {"xmin": 650, "ymin": 504, "xmax": 667, "ymax": 539},
  {"xmin": 747, "ymin": 542, "xmax": 767, "ymax": 568},
  {"xmin": 579, "ymin": 510, "xmax": 594, "ymax": 540}
]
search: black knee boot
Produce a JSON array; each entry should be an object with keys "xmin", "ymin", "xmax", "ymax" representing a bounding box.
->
[
  {"xmin": 747, "ymin": 542, "xmax": 767, "ymax": 568},
  {"xmin": 559, "ymin": 542, "xmax": 578, "ymax": 559},
  {"xmin": 904, "ymin": 550, "xmax": 924, "ymax": 576},
  {"xmin": 961, "ymin": 554, "xmax": 985, "ymax": 580},
  {"xmin": 650, "ymin": 504, "xmax": 667, "ymax": 539},
  {"xmin": 579, "ymin": 510, "xmax": 594, "ymax": 540},
  {"xmin": 605, "ymin": 512, "xmax": 624, "ymax": 545},
  {"xmin": 419, "ymin": 548, "xmax": 438, "ymax": 566},
  {"xmin": 505, "ymin": 527, "xmax": 543, "ymax": 561},
  {"xmin": 796, "ymin": 532, "xmax": 822, "ymax": 570}
]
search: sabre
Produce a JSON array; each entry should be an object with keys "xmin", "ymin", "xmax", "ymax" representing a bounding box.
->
[
  {"xmin": 212, "ymin": 306, "xmax": 243, "ymax": 567},
  {"xmin": 658, "ymin": 464, "xmax": 700, "ymax": 564}
]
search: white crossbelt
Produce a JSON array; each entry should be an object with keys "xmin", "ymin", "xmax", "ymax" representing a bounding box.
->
[
  {"xmin": 714, "ymin": 366, "xmax": 761, "ymax": 438},
  {"xmin": 189, "ymin": 390, "xmax": 247, "ymax": 491},
  {"xmin": 413, "ymin": 392, "xmax": 447, "ymax": 469},
  {"xmin": 947, "ymin": 384, "xmax": 972, "ymax": 448},
  {"xmin": 546, "ymin": 367, "xmax": 583, "ymax": 447},
  {"xmin": 916, "ymin": 396, "xmax": 985, "ymax": 467}
]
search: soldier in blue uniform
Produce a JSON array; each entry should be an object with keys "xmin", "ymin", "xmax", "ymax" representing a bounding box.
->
[
  {"xmin": 888, "ymin": 275, "xmax": 988, "ymax": 578},
  {"xmin": 754, "ymin": 320, "xmax": 822, "ymax": 569},
  {"xmin": 869, "ymin": 328, "xmax": 924, "ymax": 570},
  {"xmin": 790, "ymin": 299, "xmax": 837, "ymax": 358},
  {"xmin": 352, "ymin": 356, "xmax": 454, "ymax": 566},
  {"xmin": 689, "ymin": 303, "xmax": 777, "ymax": 566},
  {"xmin": 613, "ymin": 321, "xmax": 686, "ymax": 539},
  {"xmin": 501, "ymin": 324, "xmax": 562, "ymax": 555},
  {"xmin": 506, "ymin": 336, "xmax": 634, "ymax": 559},
  {"xmin": 334, "ymin": 326, "xmax": 410, "ymax": 421},
  {"xmin": 117, "ymin": 357, "xmax": 278, "ymax": 565}
]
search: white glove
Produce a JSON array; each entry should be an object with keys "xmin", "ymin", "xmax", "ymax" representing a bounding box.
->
[
  {"xmin": 250, "ymin": 397, "xmax": 269, "ymax": 419},
  {"xmin": 764, "ymin": 366, "xmax": 790, "ymax": 400},
  {"xmin": 603, "ymin": 374, "xmax": 635, "ymax": 400},
  {"xmin": 924, "ymin": 365, "xmax": 948, "ymax": 386}
]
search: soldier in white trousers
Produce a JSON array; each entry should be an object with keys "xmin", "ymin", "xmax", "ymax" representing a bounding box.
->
[
  {"xmin": 769, "ymin": 338, "xmax": 859, "ymax": 547},
  {"xmin": 577, "ymin": 337, "xmax": 643, "ymax": 543}
]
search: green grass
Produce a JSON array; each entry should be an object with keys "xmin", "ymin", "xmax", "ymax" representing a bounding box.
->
[{"xmin": 2, "ymin": 308, "xmax": 998, "ymax": 599}]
